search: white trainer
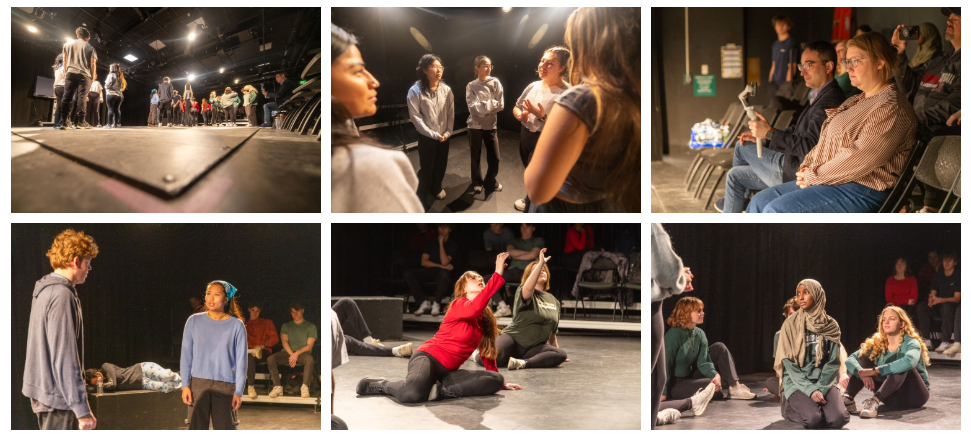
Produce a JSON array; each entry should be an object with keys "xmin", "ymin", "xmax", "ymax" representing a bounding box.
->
[
  {"xmin": 656, "ymin": 408, "xmax": 681, "ymax": 426},
  {"xmin": 936, "ymin": 342, "xmax": 951, "ymax": 353},
  {"xmin": 507, "ymin": 357, "xmax": 526, "ymax": 370},
  {"xmin": 431, "ymin": 302, "xmax": 441, "ymax": 316},
  {"xmin": 268, "ymin": 385, "xmax": 284, "ymax": 398},
  {"xmin": 247, "ymin": 385, "xmax": 257, "ymax": 399},
  {"xmin": 495, "ymin": 301, "xmax": 512, "ymax": 317},
  {"xmin": 414, "ymin": 300, "xmax": 432, "ymax": 316},
  {"xmin": 689, "ymin": 382, "xmax": 717, "ymax": 416},
  {"xmin": 301, "ymin": 384, "xmax": 310, "ymax": 398},
  {"xmin": 942, "ymin": 342, "xmax": 961, "ymax": 355}
]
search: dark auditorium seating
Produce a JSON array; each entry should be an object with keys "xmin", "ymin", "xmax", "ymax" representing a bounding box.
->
[
  {"xmin": 881, "ymin": 135, "xmax": 960, "ymax": 213},
  {"xmin": 273, "ymin": 53, "xmax": 321, "ymax": 137}
]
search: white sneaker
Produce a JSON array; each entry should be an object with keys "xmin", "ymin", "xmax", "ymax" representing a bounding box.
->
[
  {"xmin": 656, "ymin": 408, "xmax": 681, "ymax": 426},
  {"xmin": 364, "ymin": 336, "xmax": 384, "ymax": 347},
  {"xmin": 924, "ymin": 339, "xmax": 934, "ymax": 349},
  {"xmin": 495, "ymin": 301, "xmax": 512, "ymax": 317},
  {"xmin": 247, "ymin": 385, "xmax": 257, "ymax": 399},
  {"xmin": 414, "ymin": 300, "xmax": 432, "ymax": 316},
  {"xmin": 507, "ymin": 357, "xmax": 526, "ymax": 370},
  {"xmin": 268, "ymin": 386, "xmax": 284, "ymax": 398},
  {"xmin": 431, "ymin": 302, "xmax": 441, "ymax": 316},
  {"xmin": 514, "ymin": 198, "xmax": 526, "ymax": 211},
  {"xmin": 301, "ymin": 384, "xmax": 310, "ymax": 398},
  {"xmin": 436, "ymin": 189, "xmax": 446, "ymax": 200},
  {"xmin": 393, "ymin": 342, "xmax": 414, "ymax": 357},
  {"xmin": 689, "ymin": 382, "xmax": 717, "ymax": 416},
  {"xmin": 729, "ymin": 382, "xmax": 756, "ymax": 399},
  {"xmin": 936, "ymin": 342, "xmax": 951, "ymax": 353},
  {"xmin": 942, "ymin": 342, "xmax": 961, "ymax": 355}
]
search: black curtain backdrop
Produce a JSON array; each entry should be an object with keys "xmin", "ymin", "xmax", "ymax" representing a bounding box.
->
[
  {"xmin": 331, "ymin": 223, "xmax": 641, "ymax": 296},
  {"xmin": 656, "ymin": 223, "xmax": 960, "ymax": 378},
  {"xmin": 11, "ymin": 223, "xmax": 321, "ymax": 430}
]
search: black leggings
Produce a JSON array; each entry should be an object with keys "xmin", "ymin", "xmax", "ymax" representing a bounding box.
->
[
  {"xmin": 665, "ymin": 342, "xmax": 740, "ymax": 400},
  {"xmin": 105, "ymin": 94, "xmax": 122, "ymax": 126},
  {"xmin": 785, "ymin": 386, "xmax": 849, "ymax": 429},
  {"xmin": 846, "ymin": 355, "xmax": 929, "ymax": 409},
  {"xmin": 468, "ymin": 128, "xmax": 500, "ymax": 188},
  {"xmin": 650, "ymin": 301, "xmax": 665, "ymax": 430},
  {"xmin": 160, "ymin": 99, "xmax": 173, "ymax": 125},
  {"xmin": 385, "ymin": 351, "xmax": 504, "ymax": 403},
  {"xmin": 495, "ymin": 333, "xmax": 567, "ymax": 369},
  {"xmin": 331, "ymin": 298, "xmax": 395, "ymax": 356}
]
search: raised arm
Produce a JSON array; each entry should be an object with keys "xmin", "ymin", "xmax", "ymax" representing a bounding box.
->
[
  {"xmin": 521, "ymin": 248, "xmax": 550, "ymax": 301},
  {"xmin": 449, "ymin": 263, "xmax": 508, "ymax": 320}
]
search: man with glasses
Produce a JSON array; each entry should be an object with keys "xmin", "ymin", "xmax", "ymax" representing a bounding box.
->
[
  {"xmin": 717, "ymin": 41, "xmax": 846, "ymax": 212},
  {"xmin": 893, "ymin": 7, "xmax": 961, "ymax": 212}
]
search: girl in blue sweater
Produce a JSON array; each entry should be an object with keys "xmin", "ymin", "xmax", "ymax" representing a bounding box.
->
[{"xmin": 181, "ymin": 280, "xmax": 248, "ymax": 430}]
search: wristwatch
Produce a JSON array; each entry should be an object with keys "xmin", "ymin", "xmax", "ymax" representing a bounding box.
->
[
  {"xmin": 764, "ymin": 127, "xmax": 775, "ymax": 141},
  {"xmin": 540, "ymin": 114, "xmax": 548, "ymax": 123}
]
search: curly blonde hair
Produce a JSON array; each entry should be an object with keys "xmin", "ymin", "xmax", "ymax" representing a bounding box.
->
[
  {"xmin": 667, "ymin": 296, "xmax": 703, "ymax": 329},
  {"xmin": 520, "ymin": 261, "xmax": 551, "ymax": 291},
  {"xmin": 859, "ymin": 306, "xmax": 931, "ymax": 366},
  {"xmin": 448, "ymin": 271, "xmax": 500, "ymax": 360},
  {"xmin": 46, "ymin": 229, "xmax": 99, "ymax": 269},
  {"xmin": 782, "ymin": 297, "xmax": 799, "ymax": 318}
]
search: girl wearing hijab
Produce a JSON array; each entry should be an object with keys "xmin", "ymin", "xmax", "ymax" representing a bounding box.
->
[
  {"xmin": 908, "ymin": 22, "xmax": 943, "ymax": 69},
  {"xmin": 843, "ymin": 306, "xmax": 931, "ymax": 419},
  {"xmin": 661, "ymin": 297, "xmax": 756, "ymax": 404},
  {"xmin": 181, "ymin": 280, "xmax": 247, "ymax": 430},
  {"xmin": 774, "ymin": 279, "xmax": 850, "ymax": 429}
]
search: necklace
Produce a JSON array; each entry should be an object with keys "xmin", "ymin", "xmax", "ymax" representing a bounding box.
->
[{"xmin": 208, "ymin": 311, "xmax": 228, "ymax": 321}]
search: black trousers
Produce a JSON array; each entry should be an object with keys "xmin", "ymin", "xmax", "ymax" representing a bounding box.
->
[
  {"xmin": 159, "ymin": 99, "xmax": 174, "ymax": 125},
  {"xmin": 918, "ymin": 301, "xmax": 957, "ymax": 344},
  {"xmin": 60, "ymin": 73, "xmax": 91, "ymax": 126},
  {"xmin": 403, "ymin": 267, "xmax": 451, "ymax": 304},
  {"xmin": 495, "ymin": 333, "xmax": 567, "ymax": 369},
  {"xmin": 331, "ymin": 297, "xmax": 394, "ymax": 357},
  {"xmin": 187, "ymin": 377, "xmax": 239, "ymax": 430},
  {"xmin": 650, "ymin": 301, "xmax": 665, "ymax": 430},
  {"xmin": 846, "ymin": 355, "xmax": 929, "ymax": 409},
  {"xmin": 247, "ymin": 353, "xmax": 258, "ymax": 387},
  {"xmin": 416, "ymin": 134, "xmax": 450, "ymax": 210},
  {"xmin": 105, "ymin": 94, "xmax": 122, "ymax": 126},
  {"xmin": 665, "ymin": 342, "xmax": 740, "ymax": 400},
  {"xmin": 785, "ymin": 386, "xmax": 849, "ymax": 429},
  {"xmin": 85, "ymin": 91, "xmax": 101, "ymax": 127},
  {"xmin": 36, "ymin": 409, "xmax": 79, "ymax": 430},
  {"xmin": 469, "ymin": 128, "xmax": 500, "ymax": 189},
  {"xmin": 519, "ymin": 126, "xmax": 541, "ymax": 208},
  {"xmin": 385, "ymin": 351, "xmax": 504, "ymax": 403}
]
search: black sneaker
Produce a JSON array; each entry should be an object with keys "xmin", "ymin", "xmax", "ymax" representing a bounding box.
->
[
  {"xmin": 356, "ymin": 377, "xmax": 388, "ymax": 396},
  {"xmin": 428, "ymin": 382, "xmax": 455, "ymax": 401},
  {"xmin": 714, "ymin": 198, "xmax": 725, "ymax": 212}
]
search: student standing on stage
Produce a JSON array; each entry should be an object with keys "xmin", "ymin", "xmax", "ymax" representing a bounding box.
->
[
  {"xmin": 201, "ymin": 97, "xmax": 212, "ymax": 126},
  {"xmin": 104, "ymin": 64, "xmax": 124, "ymax": 129},
  {"xmin": 466, "ymin": 55, "xmax": 504, "ymax": 194},
  {"xmin": 172, "ymin": 90, "xmax": 183, "ymax": 126},
  {"xmin": 408, "ymin": 54, "xmax": 455, "ymax": 211},
  {"xmin": 158, "ymin": 77, "xmax": 175, "ymax": 127},
  {"xmin": 52, "ymin": 55, "xmax": 69, "ymax": 128},
  {"xmin": 512, "ymin": 46, "xmax": 571, "ymax": 211},
  {"xmin": 114, "ymin": 65, "xmax": 127, "ymax": 127},
  {"xmin": 242, "ymin": 85, "xmax": 259, "ymax": 127},
  {"xmin": 221, "ymin": 87, "xmax": 239, "ymax": 127},
  {"xmin": 57, "ymin": 27, "xmax": 97, "ymax": 130},
  {"xmin": 86, "ymin": 79, "xmax": 103, "ymax": 128},
  {"xmin": 210, "ymin": 91, "xmax": 223, "ymax": 125},
  {"xmin": 149, "ymin": 89, "xmax": 159, "ymax": 126}
]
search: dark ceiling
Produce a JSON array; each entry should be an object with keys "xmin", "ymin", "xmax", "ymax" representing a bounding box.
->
[{"xmin": 12, "ymin": 7, "xmax": 321, "ymax": 88}]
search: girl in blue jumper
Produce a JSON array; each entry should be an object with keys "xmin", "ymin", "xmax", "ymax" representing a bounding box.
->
[{"xmin": 181, "ymin": 280, "xmax": 248, "ymax": 430}]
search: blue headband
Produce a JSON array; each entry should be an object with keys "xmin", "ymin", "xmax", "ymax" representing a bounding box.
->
[{"xmin": 210, "ymin": 280, "xmax": 238, "ymax": 299}]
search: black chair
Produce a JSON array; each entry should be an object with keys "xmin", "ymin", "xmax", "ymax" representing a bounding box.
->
[
  {"xmin": 574, "ymin": 257, "xmax": 622, "ymax": 321},
  {"xmin": 691, "ymin": 106, "xmax": 776, "ymax": 202},
  {"xmin": 943, "ymin": 172, "xmax": 961, "ymax": 213},
  {"xmin": 621, "ymin": 251, "xmax": 641, "ymax": 321},
  {"xmin": 684, "ymin": 103, "xmax": 745, "ymax": 189},
  {"xmin": 881, "ymin": 136, "xmax": 959, "ymax": 213},
  {"xmin": 793, "ymin": 82, "xmax": 811, "ymax": 106},
  {"xmin": 378, "ymin": 250, "xmax": 421, "ymax": 312},
  {"xmin": 878, "ymin": 139, "xmax": 927, "ymax": 213}
]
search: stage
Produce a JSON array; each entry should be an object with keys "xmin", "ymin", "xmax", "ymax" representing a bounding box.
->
[
  {"xmin": 332, "ymin": 329, "xmax": 641, "ymax": 430},
  {"xmin": 11, "ymin": 126, "xmax": 320, "ymax": 212}
]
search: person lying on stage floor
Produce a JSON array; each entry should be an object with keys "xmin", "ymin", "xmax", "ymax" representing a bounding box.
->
[
  {"xmin": 748, "ymin": 32, "xmax": 917, "ymax": 213},
  {"xmin": 266, "ymin": 302, "xmax": 317, "ymax": 398},
  {"xmin": 181, "ymin": 280, "xmax": 248, "ymax": 430},
  {"xmin": 775, "ymin": 280, "xmax": 850, "ymax": 429},
  {"xmin": 495, "ymin": 248, "xmax": 568, "ymax": 370},
  {"xmin": 85, "ymin": 362, "xmax": 182, "ymax": 393},
  {"xmin": 843, "ymin": 306, "xmax": 931, "ymax": 419},
  {"xmin": 766, "ymin": 298, "xmax": 851, "ymax": 400},
  {"xmin": 331, "ymin": 305, "xmax": 349, "ymax": 430},
  {"xmin": 918, "ymin": 252, "xmax": 961, "ymax": 355},
  {"xmin": 356, "ymin": 253, "xmax": 524, "ymax": 402},
  {"xmin": 654, "ymin": 381, "xmax": 718, "ymax": 427},
  {"xmin": 408, "ymin": 223, "xmax": 459, "ymax": 317},
  {"xmin": 661, "ymin": 296, "xmax": 756, "ymax": 404},
  {"xmin": 524, "ymin": 7, "xmax": 640, "ymax": 213},
  {"xmin": 330, "ymin": 24, "xmax": 423, "ymax": 213},
  {"xmin": 332, "ymin": 297, "xmax": 414, "ymax": 358},
  {"xmin": 717, "ymin": 41, "xmax": 846, "ymax": 213},
  {"xmin": 244, "ymin": 302, "xmax": 280, "ymax": 399},
  {"xmin": 24, "ymin": 229, "xmax": 99, "ymax": 430}
]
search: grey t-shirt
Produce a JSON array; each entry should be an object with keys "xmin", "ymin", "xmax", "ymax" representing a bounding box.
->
[
  {"xmin": 482, "ymin": 227, "xmax": 514, "ymax": 251},
  {"xmin": 63, "ymin": 39, "xmax": 97, "ymax": 79},
  {"xmin": 515, "ymin": 80, "xmax": 569, "ymax": 132},
  {"xmin": 553, "ymin": 84, "xmax": 628, "ymax": 204}
]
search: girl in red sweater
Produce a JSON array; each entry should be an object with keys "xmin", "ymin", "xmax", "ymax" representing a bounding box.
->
[
  {"xmin": 886, "ymin": 257, "xmax": 918, "ymax": 322},
  {"xmin": 357, "ymin": 252, "xmax": 523, "ymax": 402}
]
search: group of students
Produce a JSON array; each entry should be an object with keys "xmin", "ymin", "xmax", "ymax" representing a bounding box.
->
[
  {"xmin": 716, "ymin": 8, "xmax": 961, "ymax": 213},
  {"xmin": 331, "ymin": 7, "xmax": 641, "ymax": 213},
  {"xmin": 651, "ymin": 224, "xmax": 940, "ymax": 429},
  {"xmin": 51, "ymin": 27, "xmax": 128, "ymax": 130},
  {"xmin": 22, "ymin": 229, "xmax": 319, "ymax": 430},
  {"xmin": 333, "ymin": 248, "xmax": 567, "ymax": 429},
  {"xmin": 149, "ymin": 80, "xmax": 261, "ymax": 128}
]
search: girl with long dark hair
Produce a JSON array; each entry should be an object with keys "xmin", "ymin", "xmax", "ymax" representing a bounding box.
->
[
  {"xmin": 181, "ymin": 280, "xmax": 247, "ymax": 430},
  {"xmin": 466, "ymin": 55, "xmax": 504, "ymax": 194},
  {"xmin": 356, "ymin": 253, "xmax": 523, "ymax": 402},
  {"xmin": 331, "ymin": 24, "xmax": 422, "ymax": 213},
  {"xmin": 407, "ymin": 54, "xmax": 455, "ymax": 210},
  {"xmin": 104, "ymin": 64, "xmax": 124, "ymax": 129},
  {"xmin": 525, "ymin": 7, "xmax": 641, "ymax": 212}
]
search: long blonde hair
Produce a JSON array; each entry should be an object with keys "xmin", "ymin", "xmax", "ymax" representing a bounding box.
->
[
  {"xmin": 446, "ymin": 271, "xmax": 500, "ymax": 360},
  {"xmin": 563, "ymin": 8, "xmax": 641, "ymax": 212},
  {"xmin": 859, "ymin": 306, "xmax": 930, "ymax": 366}
]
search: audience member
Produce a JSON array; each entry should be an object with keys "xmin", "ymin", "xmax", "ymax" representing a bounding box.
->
[
  {"xmin": 917, "ymin": 252, "xmax": 960, "ymax": 354},
  {"xmin": 244, "ymin": 303, "xmax": 279, "ymax": 399},
  {"xmin": 261, "ymin": 72, "xmax": 297, "ymax": 127},
  {"xmin": 498, "ymin": 224, "xmax": 545, "ymax": 316},
  {"xmin": 856, "ymin": 25, "xmax": 872, "ymax": 36},
  {"xmin": 483, "ymin": 223, "xmax": 514, "ymax": 252},
  {"xmin": 767, "ymin": 15, "xmax": 800, "ymax": 110},
  {"xmin": 886, "ymin": 257, "xmax": 918, "ymax": 323},
  {"xmin": 563, "ymin": 223, "xmax": 595, "ymax": 270},
  {"xmin": 834, "ymin": 40, "xmax": 863, "ymax": 99},
  {"xmin": 267, "ymin": 302, "xmax": 317, "ymax": 398},
  {"xmin": 408, "ymin": 224, "xmax": 439, "ymax": 251},
  {"xmin": 406, "ymin": 224, "xmax": 459, "ymax": 316}
]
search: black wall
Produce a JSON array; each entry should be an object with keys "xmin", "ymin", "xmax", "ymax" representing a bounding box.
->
[
  {"xmin": 331, "ymin": 223, "xmax": 641, "ymax": 297},
  {"xmin": 11, "ymin": 224, "xmax": 321, "ymax": 430},
  {"xmin": 655, "ymin": 223, "xmax": 960, "ymax": 377},
  {"xmin": 331, "ymin": 7, "xmax": 591, "ymax": 145}
]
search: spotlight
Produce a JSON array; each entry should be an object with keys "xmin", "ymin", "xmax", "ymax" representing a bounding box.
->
[
  {"xmin": 234, "ymin": 78, "xmax": 239, "ymax": 84},
  {"xmin": 188, "ymin": 32, "xmax": 195, "ymax": 41},
  {"xmin": 124, "ymin": 54, "xmax": 138, "ymax": 62},
  {"xmin": 502, "ymin": 7, "xmax": 512, "ymax": 12},
  {"xmin": 28, "ymin": 26, "xmax": 37, "ymax": 33},
  {"xmin": 65, "ymin": 37, "xmax": 72, "ymax": 43},
  {"xmin": 219, "ymin": 67, "xmax": 225, "ymax": 73},
  {"xmin": 188, "ymin": 74, "xmax": 195, "ymax": 81}
]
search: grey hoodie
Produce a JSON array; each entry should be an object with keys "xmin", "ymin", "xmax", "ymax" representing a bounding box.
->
[
  {"xmin": 22, "ymin": 273, "xmax": 90, "ymax": 418},
  {"xmin": 465, "ymin": 77, "xmax": 504, "ymax": 129},
  {"xmin": 651, "ymin": 223, "xmax": 687, "ymax": 302}
]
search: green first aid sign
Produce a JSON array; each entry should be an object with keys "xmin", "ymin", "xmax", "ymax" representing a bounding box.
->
[{"xmin": 694, "ymin": 75, "xmax": 716, "ymax": 97}]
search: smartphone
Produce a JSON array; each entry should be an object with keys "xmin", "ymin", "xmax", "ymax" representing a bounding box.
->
[{"xmin": 899, "ymin": 26, "xmax": 920, "ymax": 41}]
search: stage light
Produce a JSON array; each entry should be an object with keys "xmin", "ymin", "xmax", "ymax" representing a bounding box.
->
[
  {"xmin": 188, "ymin": 31, "xmax": 195, "ymax": 41},
  {"xmin": 219, "ymin": 67, "xmax": 225, "ymax": 73},
  {"xmin": 188, "ymin": 74, "xmax": 195, "ymax": 81},
  {"xmin": 28, "ymin": 26, "xmax": 37, "ymax": 33},
  {"xmin": 502, "ymin": 7, "xmax": 512, "ymax": 12},
  {"xmin": 409, "ymin": 27, "xmax": 433, "ymax": 51},
  {"xmin": 124, "ymin": 54, "xmax": 138, "ymax": 62},
  {"xmin": 528, "ymin": 24, "xmax": 548, "ymax": 49},
  {"xmin": 65, "ymin": 37, "xmax": 72, "ymax": 43},
  {"xmin": 234, "ymin": 78, "xmax": 239, "ymax": 84}
]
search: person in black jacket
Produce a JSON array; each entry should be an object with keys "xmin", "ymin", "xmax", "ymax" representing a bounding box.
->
[
  {"xmin": 158, "ymin": 77, "xmax": 176, "ymax": 127},
  {"xmin": 84, "ymin": 362, "xmax": 183, "ymax": 393},
  {"xmin": 260, "ymin": 72, "xmax": 297, "ymax": 127},
  {"xmin": 718, "ymin": 41, "xmax": 847, "ymax": 213}
]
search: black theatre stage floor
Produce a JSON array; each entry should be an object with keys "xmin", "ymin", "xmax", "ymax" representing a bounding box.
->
[
  {"xmin": 333, "ymin": 329, "xmax": 641, "ymax": 430},
  {"xmin": 658, "ymin": 366, "xmax": 961, "ymax": 430},
  {"xmin": 11, "ymin": 126, "xmax": 320, "ymax": 212},
  {"xmin": 404, "ymin": 128, "xmax": 527, "ymax": 213}
]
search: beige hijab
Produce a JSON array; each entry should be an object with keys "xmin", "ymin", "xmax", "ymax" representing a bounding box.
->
[
  {"xmin": 773, "ymin": 279, "xmax": 842, "ymax": 387},
  {"xmin": 909, "ymin": 22, "xmax": 943, "ymax": 68}
]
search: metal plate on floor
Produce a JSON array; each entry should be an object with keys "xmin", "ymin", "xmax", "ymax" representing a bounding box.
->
[{"xmin": 12, "ymin": 127, "xmax": 259, "ymax": 198}]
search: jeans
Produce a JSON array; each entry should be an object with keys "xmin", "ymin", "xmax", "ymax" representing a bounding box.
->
[
  {"xmin": 60, "ymin": 73, "xmax": 91, "ymax": 127},
  {"xmin": 722, "ymin": 141, "xmax": 786, "ymax": 213},
  {"xmin": 748, "ymin": 180, "xmax": 890, "ymax": 213},
  {"xmin": 263, "ymin": 102, "xmax": 279, "ymax": 125},
  {"xmin": 917, "ymin": 301, "xmax": 957, "ymax": 344}
]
